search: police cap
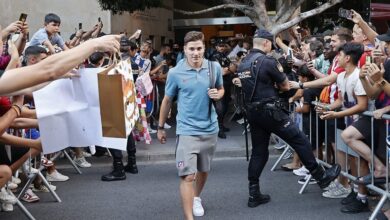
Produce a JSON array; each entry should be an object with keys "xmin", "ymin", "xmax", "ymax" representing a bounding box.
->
[
  {"xmin": 253, "ymin": 29, "xmax": 274, "ymax": 42},
  {"xmin": 216, "ymin": 38, "xmax": 227, "ymax": 46}
]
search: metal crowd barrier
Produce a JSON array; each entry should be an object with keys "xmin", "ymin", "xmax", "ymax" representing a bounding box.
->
[{"xmin": 298, "ymin": 101, "xmax": 390, "ymax": 220}]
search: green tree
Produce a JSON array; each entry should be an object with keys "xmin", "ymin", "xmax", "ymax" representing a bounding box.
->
[{"xmin": 97, "ymin": 0, "xmax": 162, "ymax": 14}]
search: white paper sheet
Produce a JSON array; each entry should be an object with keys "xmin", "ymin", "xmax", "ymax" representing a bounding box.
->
[{"xmin": 34, "ymin": 68, "xmax": 127, "ymax": 154}]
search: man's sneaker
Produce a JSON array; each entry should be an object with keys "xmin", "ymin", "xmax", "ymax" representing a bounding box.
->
[
  {"xmin": 193, "ymin": 197, "xmax": 205, "ymax": 217},
  {"xmin": 298, "ymin": 175, "xmax": 317, "ymax": 185},
  {"xmin": 11, "ymin": 176, "xmax": 21, "ymax": 185},
  {"xmin": 293, "ymin": 166, "xmax": 309, "ymax": 177},
  {"xmin": 21, "ymin": 189, "xmax": 40, "ymax": 203},
  {"xmin": 0, "ymin": 188, "xmax": 17, "ymax": 204},
  {"xmin": 163, "ymin": 123, "xmax": 171, "ymax": 129},
  {"xmin": 82, "ymin": 151, "xmax": 92, "ymax": 158},
  {"xmin": 341, "ymin": 190, "xmax": 358, "ymax": 205},
  {"xmin": 323, "ymin": 180, "xmax": 337, "ymax": 191},
  {"xmin": 236, "ymin": 118, "xmax": 244, "ymax": 125},
  {"xmin": 322, "ymin": 183, "xmax": 351, "ymax": 199},
  {"xmin": 40, "ymin": 156, "xmax": 54, "ymax": 167},
  {"xmin": 1, "ymin": 203, "xmax": 13, "ymax": 212},
  {"xmin": 74, "ymin": 157, "xmax": 92, "ymax": 168},
  {"xmin": 148, "ymin": 127, "xmax": 157, "ymax": 134},
  {"xmin": 46, "ymin": 170, "xmax": 69, "ymax": 182},
  {"xmin": 32, "ymin": 183, "xmax": 56, "ymax": 193},
  {"xmin": 7, "ymin": 181, "xmax": 18, "ymax": 190},
  {"xmin": 340, "ymin": 196, "xmax": 370, "ymax": 213}
]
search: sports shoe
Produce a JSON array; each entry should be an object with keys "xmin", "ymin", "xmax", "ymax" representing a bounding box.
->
[
  {"xmin": 148, "ymin": 127, "xmax": 157, "ymax": 134},
  {"xmin": 341, "ymin": 190, "xmax": 358, "ymax": 205},
  {"xmin": 21, "ymin": 189, "xmax": 40, "ymax": 203},
  {"xmin": 11, "ymin": 176, "xmax": 21, "ymax": 185},
  {"xmin": 298, "ymin": 175, "xmax": 317, "ymax": 185},
  {"xmin": 40, "ymin": 156, "xmax": 54, "ymax": 167},
  {"xmin": 193, "ymin": 197, "xmax": 204, "ymax": 217},
  {"xmin": 322, "ymin": 182, "xmax": 351, "ymax": 199},
  {"xmin": 282, "ymin": 148, "xmax": 293, "ymax": 159},
  {"xmin": 82, "ymin": 151, "xmax": 92, "ymax": 158},
  {"xmin": 7, "ymin": 181, "xmax": 18, "ymax": 190},
  {"xmin": 163, "ymin": 123, "xmax": 171, "ymax": 129},
  {"xmin": 46, "ymin": 170, "xmax": 69, "ymax": 182},
  {"xmin": 0, "ymin": 188, "xmax": 17, "ymax": 204},
  {"xmin": 32, "ymin": 183, "xmax": 56, "ymax": 193},
  {"xmin": 1, "ymin": 203, "xmax": 13, "ymax": 212},
  {"xmin": 293, "ymin": 166, "xmax": 309, "ymax": 177},
  {"xmin": 74, "ymin": 157, "xmax": 92, "ymax": 168},
  {"xmin": 340, "ymin": 196, "xmax": 369, "ymax": 213},
  {"xmin": 323, "ymin": 180, "xmax": 337, "ymax": 191},
  {"xmin": 236, "ymin": 118, "xmax": 244, "ymax": 125}
]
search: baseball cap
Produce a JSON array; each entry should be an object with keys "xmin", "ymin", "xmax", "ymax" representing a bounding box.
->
[
  {"xmin": 253, "ymin": 29, "xmax": 274, "ymax": 41},
  {"xmin": 377, "ymin": 29, "xmax": 390, "ymax": 42}
]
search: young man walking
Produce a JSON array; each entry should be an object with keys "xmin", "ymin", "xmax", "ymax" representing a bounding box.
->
[{"xmin": 157, "ymin": 31, "xmax": 224, "ymax": 220}]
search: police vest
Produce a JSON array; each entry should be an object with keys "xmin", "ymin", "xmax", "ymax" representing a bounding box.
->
[{"xmin": 236, "ymin": 52, "xmax": 265, "ymax": 103}]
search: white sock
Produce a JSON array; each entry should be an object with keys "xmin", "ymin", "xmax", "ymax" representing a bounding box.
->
[{"xmin": 357, "ymin": 193, "xmax": 367, "ymax": 203}]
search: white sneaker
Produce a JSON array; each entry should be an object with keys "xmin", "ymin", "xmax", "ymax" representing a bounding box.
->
[
  {"xmin": 74, "ymin": 157, "xmax": 92, "ymax": 168},
  {"xmin": 193, "ymin": 197, "xmax": 205, "ymax": 217},
  {"xmin": 236, "ymin": 118, "xmax": 244, "ymax": 125},
  {"xmin": 1, "ymin": 202, "xmax": 13, "ymax": 212},
  {"xmin": 322, "ymin": 182, "xmax": 351, "ymax": 199},
  {"xmin": 323, "ymin": 180, "xmax": 337, "ymax": 191},
  {"xmin": 297, "ymin": 175, "xmax": 317, "ymax": 185},
  {"xmin": 32, "ymin": 183, "xmax": 56, "ymax": 193},
  {"xmin": 82, "ymin": 151, "xmax": 92, "ymax": 158},
  {"xmin": 148, "ymin": 127, "xmax": 157, "ymax": 134},
  {"xmin": 7, "ymin": 182, "xmax": 18, "ymax": 190},
  {"xmin": 46, "ymin": 170, "xmax": 69, "ymax": 182},
  {"xmin": 293, "ymin": 166, "xmax": 309, "ymax": 177},
  {"xmin": 163, "ymin": 123, "xmax": 171, "ymax": 129},
  {"xmin": 0, "ymin": 188, "xmax": 17, "ymax": 204},
  {"xmin": 11, "ymin": 176, "xmax": 21, "ymax": 185}
]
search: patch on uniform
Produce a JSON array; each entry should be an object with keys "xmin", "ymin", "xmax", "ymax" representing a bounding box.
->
[
  {"xmin": 177, "ymin": 161, "xmax": 184, "ymax": 168},
  {"xmin": 277, "ymin": 62, "xmax": 284, "ymax": 73}
]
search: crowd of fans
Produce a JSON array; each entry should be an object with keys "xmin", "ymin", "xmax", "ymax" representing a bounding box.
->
[{"xmin": 0, "ymin": 7, "xmax": 389, "ymax": 219}]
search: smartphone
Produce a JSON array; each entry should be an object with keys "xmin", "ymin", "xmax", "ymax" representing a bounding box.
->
[
  {"xmin": 19, "ymin": 13, "xmax": 27, "ymax": 23},
  {"xmin": 338, "ymin": 8, "xmax": 352, "ymax": 19},
  {"xmin": 78, "ymin": 23, "xmax": 82, "ymax": 30},
  {"xmin": 366, "ymin": 55, "xmax": 372, "ymax": 65},
  {"xmin": 98, "ymin": 17, "xmax": 101, "ymax": 22},
  {"xmin": 288, "ymin": 49, "xmax": 292, "ymax": 59},
  {"xmin": 374, "ymin": 38, "xmax": 381, "ymax": 49}
]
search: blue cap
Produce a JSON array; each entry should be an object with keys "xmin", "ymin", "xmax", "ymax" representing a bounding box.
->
[{"xmin": 253, "ymin": 29, "xmax": 274, "ymax": 41}]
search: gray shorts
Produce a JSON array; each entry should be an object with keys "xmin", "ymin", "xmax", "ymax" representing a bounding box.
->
[{"xmin": 175, "ymin": 133, "xmax": 218, "ymax": 177}]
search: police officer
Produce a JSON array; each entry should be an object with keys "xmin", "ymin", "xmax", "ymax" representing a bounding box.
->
[
  {"xmin": 210, "ymin": 39, "xmax": 234, "ymax": 138},
  {"xmin": 236, "ymin": 29, "xmax": 341, "ymax": 208}
]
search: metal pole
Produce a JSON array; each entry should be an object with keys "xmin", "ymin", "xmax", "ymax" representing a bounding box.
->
[{"xmin": 244, "ymin": 115, "xmax": 249, "ymax": 161}]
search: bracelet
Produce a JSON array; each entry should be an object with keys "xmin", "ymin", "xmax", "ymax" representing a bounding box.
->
[
  {"xmin": 299, "ymin": 82, "xmax": 304, "ymax": 89},
  {"xmin": 13, "ymin": 104, "xmax": 22, "ymax": 115},
  {"xmin": 11, "ymin": 106, "xmax": 20, "ymax": 117}
]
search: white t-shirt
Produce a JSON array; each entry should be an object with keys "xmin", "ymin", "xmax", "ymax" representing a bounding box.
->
[{"xmin": 336, "ymin": 67, "xmax": 374, "ymax": 125}]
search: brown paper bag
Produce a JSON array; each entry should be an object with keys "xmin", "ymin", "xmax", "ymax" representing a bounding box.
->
[{"xmin": 98, "ymin": 58, "xmax": 139, "ymax": 138}]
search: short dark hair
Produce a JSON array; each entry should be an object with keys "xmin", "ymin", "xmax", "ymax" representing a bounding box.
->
[
  {"xmin": 338, "ymin": 42, "xmax": 364, "ymax": 65},
  {"xmin": 129, "ymin": 41, "xmax": 138, "ymax": 51},
  {"xmin": 184, "ymin": 31, "xmax": 204, "ymax": 45},
  {"xmin": 297, "ymin": 65, "xmax": 315, "ymax": 81},
  {"xmin": 25, "ymin": 46, "xmax": 48, "ymax": 57},
  {"xmin": 89, "ymin": 52, "xmax": 104, "ymax": 65},
  {"xmin": 333, "ymin": 27, "xmax": 353, "ymax": 42},
  {"xmin": 309, "ymin": 40, "xmax": 324, "ymax": 57},
  {"xmin": 44, "ymin": 13, "xmax": 61, "ymax": 24}
]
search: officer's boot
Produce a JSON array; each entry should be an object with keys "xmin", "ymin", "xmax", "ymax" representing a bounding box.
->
[
  {"xmin": 124, "ymin": 156, "xmax": 138, "ymax": 174},
  {"xmin": 310, "ymin": 164, "xmax": 341, "ymax": 189},
  {"xmin": 218, "ymin": 121, "xmax": 226, "ymax": 139},
  {"xmin": 101, "ymin": 161, "xmax": 126, "ymax": 181},
  {"xmin": 248, "ymin": 183, "xmax": 270, "ymax": 208}
]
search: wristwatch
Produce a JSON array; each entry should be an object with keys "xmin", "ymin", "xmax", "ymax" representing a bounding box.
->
[
  {"xmin": 299, "ymin": 82, "xmax": 304, "ymax": 89},
  {"xmin": 377, "ymin": 79, "xmax": 387, "ymax": 87},
  {"xmin": 157, "ymin": 125, "xmax": 165, "ymax": 130}
]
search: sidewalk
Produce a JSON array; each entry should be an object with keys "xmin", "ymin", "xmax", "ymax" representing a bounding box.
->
[{"xmin": 135, "ymin": 120, "xmax": 252, "ymax": 162}]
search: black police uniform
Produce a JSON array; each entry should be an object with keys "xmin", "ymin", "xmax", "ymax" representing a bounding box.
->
[
  {"xmin": 210, "ymin": 46, "xmax": 232, "ymax": 138},
  {"xmin": 237, "ymin": 43, "xmax": 340, "ymax": 207}
]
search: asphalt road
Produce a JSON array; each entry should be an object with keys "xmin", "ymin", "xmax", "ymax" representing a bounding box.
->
[{"xmin": 0, "ymin": 157, "xmax": 370, "ymax": 220}]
